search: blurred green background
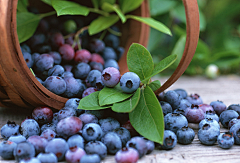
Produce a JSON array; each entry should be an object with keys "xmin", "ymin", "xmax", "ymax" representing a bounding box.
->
[{"xmin": 148, "ymin": 0, "xmax": 240, "ymax": 77}]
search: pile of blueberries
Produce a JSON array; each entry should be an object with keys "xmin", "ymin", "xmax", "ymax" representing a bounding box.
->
[{"xmin": 21, "ymin": 11, "xmax": 125, "ymax": 98}]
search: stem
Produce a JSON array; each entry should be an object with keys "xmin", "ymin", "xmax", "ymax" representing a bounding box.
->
[
  {"xmin": 39, "ymin": 11, "xmax": 56, "ymax": 18},
  {"xmin": 107, "ymin": 28, "xmax": 122, "ymax": 36},
  {"xmin": 72, "ymin": 26, "xmax": 89, "ymax": 50},
  {"xmin": 88, "ymin": 8, "xmax": 109, "ymax": 17},
  {"xmin": 99, "ymin": 30, "xmax": 107, "ymax": 40}
]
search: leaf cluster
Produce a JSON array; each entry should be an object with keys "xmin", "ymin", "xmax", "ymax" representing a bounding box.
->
[{"xmin": 78, "ymin": 43, "xmax": 177, "ymax": 144}]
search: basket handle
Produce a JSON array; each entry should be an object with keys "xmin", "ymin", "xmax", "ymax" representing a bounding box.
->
[{"xmin": 154, "ymin": 0, "xmax": 200, "ymax": 94}]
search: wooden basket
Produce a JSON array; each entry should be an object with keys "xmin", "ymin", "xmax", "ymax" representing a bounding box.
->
[{"xmin": 0, "ymin": 0, "xmax": 199, "ymax": 110}]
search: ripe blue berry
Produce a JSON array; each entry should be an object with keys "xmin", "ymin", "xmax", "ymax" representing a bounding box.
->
[
  {"xmin": 47, "ymin": 65, "xmax": 64, "ymax": 77},
  {"xmin": 205, "ymin": 110, "xmax": 219, "ymax": 123},
  {"xmin": 14, "ymin": 141, "xmax": 36, "ymax": 162},
  {"xmin": 113, "ymin": 127, "xmax": 131, "ymax": 147},
  {"xmin": 73, "ymin": 62, "xmax": 91, "ymax": 80},
  {"xmin": 217, "ymin": 132, "xmax": 234, "ymax": 149},
  {"xmin": 101, "ymin": 67, "xmax": 120, "ymax": 87},
  {"xmin": 210, "ymin": 100, "xmax": 227, "ymax": 116},
  {"xmin": 228, "ymin": 116, "xmax": 240, "ymax": 129},
  {"xmin": 126, "ymin": 136, "xmax": 148, "ymax": 158},
  {"xmin": 164, "ymin": 113, "xmax": 188, "ymax": 134},
  {"xmin": 199, "ymin": 118, "xmax": 220, "ymax": 130},
  {"xmin": 160, "ymin": 101, "xmax": 172, "ymax": 116},
  {"xmin": 198, "ymin": 104, "xmax": 214, "ymax": 114},
  {"xmin": 32, "ymin": 106, "xmax": 53, "ymax": 126},
  {"xmin": 82, "ymin": 87, "xmax": 98, "ymax": 98},
  {"xmin": 198, "ymin": 124, "xmax": 220, "ymax": 145},
  {"xmin": 40, "ymin": 123, "xmax": 56, "ymax": 133},
  {"xmin": 102, "ymin": 47, "xmax": 117, "ymax": 61},
  {"xmin": 57, "ymin": 107, "xmax": 77, "ymax": 121},
  {"xmin": 40, "ymin": 129, "xmax": 56, "ymax": 141},
  {"xmin": 176, "ymin": 126, "xmax": 195, "ymax": 145},
  {"xmin": 67, "ymin": 134, "xmax": 85, "ymax": 149},
  {"xmin": 163, "ymin": 90, "xmax": 182, "ymax": 110},
  {"xmin": 0, "ymin": 141, "xmax": 17, "ymax": 160},
  {"xmin": 186, "ymin": 94, "xmax": 203, "ymax": 105},
  {"xmin": 103, "ymin": 34, "xmax": 119, "ymax": 49},
  {"xmin": 80, "ymin": 154, "xmax": 101, "ymax": 163},
  {"xmin": 227, "ymin": 104, "xmax": 240, "ymax": 115},
  {"xmin": 185, "ymin": 104, "xmax": 205, "ymax": 123},
  {"xmin": 84, "ymin": 141, "xmax": 107, "ymax": 160},
  {"xmin": 63, "ymin": 77, "xmax": 80, "ymax": 98},
  {"xmin": 1, "ymin": 121, "xmax": 20, "ymax": 140},
  {"xmin": 37, "ymin": 152, "xmax": 58, "ymax": 163},
  {"xmin": 86, "ymin": 70, "xmax": 102, "ymax": 87},
  {"xmin": 174, "ymin": 88, "xmax": 188, "ymax": 99},
  {"xmin": 8, "ymin": 134, "xmax": 26, "ymax": 144},
  {"xmin": 89, "ymin": 39, "xmax": 105, "ymax": 53},
  {"xmin": 65, "ymin": 147, "xmax": 86, "ymax": 163},
  {"xmin": 65, "ymin": 98, "xmax": 83, "ymax": 116},
  {"xmin": 82, "ymin": 123, "xmax": 103, "ymax": 142},
  {"xmin": 79, "ymin": 113, "xmax": 98, "ymax": 126},
  {"xmin": 20, "ymin": 119, "xmax": 40, "ymax": 138},
  {"xmin": 99, "ymin": 117, "xmax": 120, "ymax": 134},
  {"xmin": 44, "ymin": 76, "xmax": 67, "ymax": 95},
  {"xmin": 229, "ymin": 122, "xmax": 240, "ymax": 144},
  {"xmin": 120, "ymin": 72, "xmax": 140, "ymax": 93},
  {"xmin": 220, "ymin": 110, "xmax": 239, "ymax": 128},
  {"xmin": 157, "ymin": 130, "xmax": 177, "ymax": 150},
  {"xmin": 101, "ymin": 132, "xmax": 122, "ymax": 154},
  {"xmin": 27, "ymin": 135, "xmax": 48, "ymax": 154},
  {"xmin": 115, "ymin": 147, "xmax": 139, "ymax": 163}
]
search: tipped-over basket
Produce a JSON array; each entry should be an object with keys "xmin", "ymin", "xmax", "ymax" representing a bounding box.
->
[{"xmin": 0, "ymin": 0, "xmax": 199, "ymax": 110}]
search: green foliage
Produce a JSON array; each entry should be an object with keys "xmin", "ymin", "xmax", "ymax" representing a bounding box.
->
[{"xmin": 79, "ymin": 43, "xmax": 176, "ymax": 144}]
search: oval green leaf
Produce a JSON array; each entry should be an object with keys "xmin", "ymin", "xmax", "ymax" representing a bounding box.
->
[
  {"xmin": 127, "ymin": 43, "xmax": 154, "ymax": 84},
  {"xmin": 141, "ymin": 54, "xmax": 177, "ymax": 83},
  {"xmin": 119, "ymin": 0, "xmax": 144, "ymax": 14},
  {"xmin": 129, "ymin": 86, "xmax": 164, "ymax": 144},
  {"xmin": 52, "ymin": 0, "xmax": 89, "ymax": 16},
  {"xmin": 78, "ymin": 91, "xmax": 110, "ymax": 110},
  {"xmin": 17, "ymin": 12, "xmax": 41, "ymax": 43},
  {"xmin": 88, "ymin": 15, "xmax": 119, "ymax": 35},
  {"xmin": 99, "ymin": 84, "xmax": 133, "ymax": 106},
  {"xmin": 126, "ymin": 15, "xmax": 172, "ymax": 36},
  {"xmin": 41, "ymin": 0, "xmax": 52, "ymax": 6},
  {"xmin": 148, "ymin": 80, "xmax": 161, "ymax": 92},
  {"xmin": 111, "ymin": 88, "xmax": 140, "ymax": 113},
  {"xmin": 102, "ymin": 3, "xmax": 126, "ymax": 23}
]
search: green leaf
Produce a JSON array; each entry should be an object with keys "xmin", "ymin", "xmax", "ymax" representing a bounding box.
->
[
  {"xmin": 101, "ymin": 0, "xmax": 116, "ymax": 5},
  {"xmin": 141, "ymin": 54, "xmax": 177, "ymax": 83},
  {"xmin": 171, "ymin": 36, "xmax": 186, "ymax": 65},
  {"xmin": 127, "ymin": 43, "xmax": 154, "ymax": 84},
  {"xmin": 119, "ymin": 0, "xmax": 144, "ymax": 14},
  {"xmin": 150, "ymin": 0, "xmax": 177, "ymax": 16},
  {"xmin": 41, "ymin": 0, "xmax": 52, "ymax": 6},
  {"xmin": 111, "ymin": 88, "xmax": 140, "ymax": 113},
  {"xmin": 129, "ymin": 86, "xmax": 164, "ymax": 144},
  {"xmin": 148, "ymin": 80, "xmax": 161, "ymax": 92},
  {"xmin": 126, "ymin": 15, "xmax": 172, "ymax": 36},
  {"xmin": 17, "ymin": 0, "xmax": 28, "ymax": 12},
  {"xmin": 17, "ymin": 12, "xmax": 41, "ymax": 43},
  {"xmin": 91, "ymin": 0, "xmax": 99, "ymax": 8},
  {"xmin": 102, "ymin": 3, "xmax": 126, "ymax": 23},
  {"xmin": 52, "ymin": 0, "xmax": 89, "ymax": 16},
  {"xmin": 99, "ymin": 84, "xmax": 133, "ymax": 106},
  {"xmin": 78, "ymin": 91, "xmax": 110, "ymax": 110},
  {"xmin": 88, "ymin": 15, "xmax": 119, "ymax": 35}
]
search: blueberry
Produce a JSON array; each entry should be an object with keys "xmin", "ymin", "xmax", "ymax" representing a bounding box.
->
[
  {"xmin": 198, "ymin": 124, "xmax": 220, "ymax": 145},
  {"xmin": 121, "ymin": 120, "xmax": 139, "ymax": 137},
  {"xmin": 157, "ymin": 91, "xmax": 165, "ymax": 101},
  {"xmin": 35, "ymin": 76, "xmax": 43, "ymax": 85},
  {"xmin": 1, "ymin": 121, "xmax": 20, "ymax": 140},
  {"xmin": 28, "ymin": 33, "xmax": 46, "ymax": 49},
  {"xmin": 61, "ymin": 71, "xmax": 74, "ymax": 79},
  {"xmin": 160, "ymin": 101, "xmax": 172, "ymax": 116},
  {"xmin": 205, "ymin": 110, "xmax": 219, "ymax": 123},
  {"xmin": 229, "ymin": 122, "xmax": 240, "ymax": 144},
  {"xmin": 65, "ymin": 98, "xmax": 83, "ymax": 116},
  {"xmin": 32, "ymin": 106, "xmax": 53, "ymax": 126},
  {"xmin": 101, "ymin": 132, "xmax": 122, "ymax": 154},
  {"xmin": 86, "ymin": 70, "xmax": 102, "ymax": 87},
  {"xmin": 62, "ymin": 77, "xmax": 81, "ymax": 98},
  {"xmin": 126, "ymin": 136, "xmax": 148, "ymax": 158},
  {"xmin": 59, "ymin": 44, "xmax": 75, "ymax": 61},
  {"xmin": 56, "ymin": 116, "xmax": 83, "ymax": 139},
  {"xmin": 120, "ymin": 72, "xmax": 140, "ymax": 93},
  {"xmin": 79, "ymin": 113, "xmax": 98, "ymax": 126},
  {"xmin": 113, "ymin": 127, "xmax": 131, "ymax": 147},
  {"xmin": 45, "ymin": 138, "xmax": 69, "ymax": 161},
  {"xmin": 95, "ymin": 76, "xmax": 105, "ymax": 90},
  {"xmin": 52, "ymin": 112, "xmax": 59, "ymax": 125},
  {"xmin": 116, "ymin": 46, "xmax": 125, "ymax": 61},
  {"xmin": 44, "ymin": 76, "xmax": 67, "ymax": 95},
  {"xmin": 217, "ymin": 132, "xmax": 234, "ymax": 149},
  {"xmin": 89, "ymin": 38, "xmax": 105, "ymax": 53},
  {"xmin": 67, "ymin": 134, "xmax": 85, "ymax": 149},
  {"xmin": 185, "ymin": 104, "xmax": 205, "ymax": 123},
  {"xmin": 13, "ymin": 141, "xmax": 36, "ymax": 162},
  {"xmin": 80, "ymin": 154, "xmax": 101, "ymax": 163},
  {"xmin": 49, "ymin": 51, "xmax": 62, "ymax": 65},
  {"xmin": 143, "ymin": 138, "xmax": 155, "ymax": 154},
  {"xmin": 82, "ymin": 87, "xmax": 98, "ymax": 98},
  {"xmin": 65, "ymin": 147, "xmax": 86, "ymax": 163},
  {"xmin": 40, "ymin": 123, "xmax": 56, "ymax": 133},
  {"xmin": 186, "ymin": 94, "xmax": 203, "ymax": 105},
  {"xmin": 177, "ymin": 99, "xmax": 191, "ymax": 114},
  {"xmin": 157, "ymin": 130, "xmax": 177, "ymax": 150},
  {"xmin": 19, "ymin": 157, "xmax": 41, "ymax": 163},
  {"xmin": 101, "ymin": 67, "xmax": 121, "ymax": 87},
  {"xmin": 27, "ymin": 135, "xmax": 48, "ymax": 155},
  {"xmin": 57, "ymin": 106, "xmax": 77, "ymax": 121},
  {"xmin": 220, "ymin": 110, "xmax": 239, "ymax": 128},
  {"xmin": 163, "ymin": 90, "xmax": 182, "ymax": 110},
  {"xmin": 99, "ymin": 117, "xmax": 120, "ymax": 134},
  {"xmin": 20, "ymin": 119, "xmax": 40, "ymax": 138},
  {"xmin": 164, "ymin": 113, "xmax": 188, "ymax": 134},
  {"xmin": 32, "ymin": 53, "xmax": 40, "ymax": 64},
  {"xmin": 227, "ymin": 104, "xmax": 240, "ymax": 115},
  {"xmin": 82, "ymin": 123, "xmax": 103, "ymax": 142},
  {"xmin": 47, "ymin": 65, "xmax": 64, "ymax": 77},
  {"xmin": 210, "ymin": 100, "xmax": 227, "ymax": 116},
  {"xmin": 174, "ymin": 88, "xmax": 188, "ymax": 99},
  {"xmin": 199, "ymin": 118, "xmax": 220, "ymax": 130},
  {"xmin": 103, "ymin": 34, "xmax": 119, "ymax": 49},
  {"xmin": 84, "ymin": 141, "xmax": 107, "ymax": 160},
  {"xmin": 101, "ymin": 47, "xmax": 117, "ymax": 61},
  {"xmin": 0, "ymin": 141, "xmax": 17, "ymax": 160},
  {"xmin": 198, "ymin": 104, "xmax": 214, "ymax": 114},
  {"xmin": 37, "ymin": 152, "xmax": 58, "ymax": 163},
  {"xmin": 73, "ymin": 62, "xmax": 91, "ymax": 80},
  {"xmin": 90, "ymin": 62, "xmax": 104, "ymax": 72},
  {"xmin": 228, "ymin": 116, "xmax": 240, "ymax": 129},
  {"xmin": 104, "ymin": 59, "xmax": 119, "ymax": 69},
  {"xmin": 22, "ymin": 51, "xmax": 34, "ymax": 68},
  {"xmin": 21, "ymin": 44, "xmax": 31, "ymax": 53},
  {"xmin": 74, "ymin": 49, "xmax": 92, "ymax": 63},
  {"xmin": 176, "ymin": 126, "xmax": 195, "ymax": 145},
  {"xmin": 34, "ymin": 53, "xmax": 54, "ymax": 73},
  {"xmin": 8, "ymin": 134, "xmax": 27, "ymax": 144},
  {"xmin": 115, "ymin": 147, "xmax": 139, "ymax": 163},
  {"xmin": 40, "ymin": 129, "xmax": 56, "ymax": 141}
]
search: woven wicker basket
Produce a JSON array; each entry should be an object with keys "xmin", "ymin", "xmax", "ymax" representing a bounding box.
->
[{"xmin": 0, "ymin": 0, "xmax": 199, "ymax": 110}]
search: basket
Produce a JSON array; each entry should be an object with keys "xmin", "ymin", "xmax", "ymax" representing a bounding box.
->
[{"xmin": 0, "ymin": 0, "xmax": 199, "ymax": 110}]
